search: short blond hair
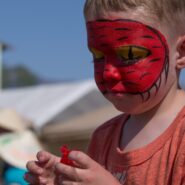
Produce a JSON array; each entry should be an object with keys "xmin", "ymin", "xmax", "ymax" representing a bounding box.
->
[{"xmin": 84, "ymin": 0, "xmax": 185, "ymax": 35}]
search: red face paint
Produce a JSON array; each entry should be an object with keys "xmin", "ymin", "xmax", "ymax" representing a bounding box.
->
[{"xmin": 87, "ymin": 19, "xmax": 169, "ymax": 100}]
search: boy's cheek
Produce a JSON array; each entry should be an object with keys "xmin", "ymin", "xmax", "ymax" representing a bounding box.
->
[{"xmin": 94, "ymin": 69, "xmax": 106, "ymax": 93}]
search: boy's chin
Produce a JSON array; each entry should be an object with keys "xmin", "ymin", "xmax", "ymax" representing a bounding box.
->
[
  {"xmin": 104, "ymin": 92, "xmax": 161, "ymax": 114},
  {"xmin": 104, "ymin": 93, "xmax": 142, "ymax": 113},
  {"xmin": 112, "ymin": 102, "xmax": 144, "ymax": 114},
  {"xmin": 112, "ymin": 102, "xmax": 154, "ymax": 115}
]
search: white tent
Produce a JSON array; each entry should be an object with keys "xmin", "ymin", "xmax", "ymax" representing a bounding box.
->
[{"xmin": 0, "ymin": 79, "xmax": 111, "ymax": 131}]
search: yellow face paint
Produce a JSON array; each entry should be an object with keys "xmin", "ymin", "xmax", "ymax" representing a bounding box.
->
[
  {"xmin": 90, "ymin": 48, "xmax": 104, "ymax": 59},
  {"xmin": 116, "ymin": 46, "xmax": 151, "ymax": 61}
]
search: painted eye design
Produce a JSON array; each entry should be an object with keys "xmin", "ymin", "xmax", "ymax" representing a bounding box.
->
[
  {"xmin": 116, "ymin": 46, "xmax": 151, "ymax": 65},
  {"xmin": 90, "ymin": 48, "xmax": 105, "ymax": 60}
]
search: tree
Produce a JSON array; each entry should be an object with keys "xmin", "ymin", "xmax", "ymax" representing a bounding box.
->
[{"xmin": 2, "ymin": 65, "xmax": 39, "ymax": 88}]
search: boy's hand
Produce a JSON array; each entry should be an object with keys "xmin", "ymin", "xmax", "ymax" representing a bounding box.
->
[
  {"xmin": 55, "ymin": 151, "xmax": 121, "ymax": 185},
  {"xmin": 24, "ymin": 150, "xmax": 60, "ymax": 185}
]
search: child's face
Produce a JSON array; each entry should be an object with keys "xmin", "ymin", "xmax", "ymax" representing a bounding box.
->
[{"xmin": 86, "ymin": 12, "xmax": 177, "ymax": 114}]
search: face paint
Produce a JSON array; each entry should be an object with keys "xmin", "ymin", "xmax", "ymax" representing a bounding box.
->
[{"xmin": 86, "ymin": 19, "xmax": 169, "ymax": 101}]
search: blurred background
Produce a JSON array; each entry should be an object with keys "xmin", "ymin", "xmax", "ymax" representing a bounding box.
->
[
  {"xmin": 0, "ymin": 1, "xmax": 121, "ymax": 184},
  {"xmin": 0, "ymin": 1, "xmax": 184, "ymax": 184}
]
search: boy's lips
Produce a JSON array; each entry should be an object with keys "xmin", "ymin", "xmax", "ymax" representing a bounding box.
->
[
  {"xmin": 106, "ymin": 91, "xmax": 125, "ymax": 98},
  {"xmin": 107, "ymin": 88, "xmax": 125, "ymax": 94}
]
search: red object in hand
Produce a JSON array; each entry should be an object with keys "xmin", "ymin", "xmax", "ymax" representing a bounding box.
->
[{"xmin": 60, "ymin": 145, "xmax": 75, "ymax": 167}]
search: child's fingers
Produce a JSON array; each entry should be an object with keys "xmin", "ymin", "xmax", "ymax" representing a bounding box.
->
[
  {"xmin": 69, "ymin": 151, "xmax": 94, "ymax": 169},
  {"xmin": 55, "ymin": 163, "xmax": 82, "ymax": 182},
  {"xmin": 26, "ymin": 161, "xmax": 44, "ymax": 175},
  {"xmin": 24, "ymin": 172, "xmax": 37, "ymax": 184},
  {"xmin": 37, "ymin": 150, "xmax": 60, "ymax": 168},
  {"xmin": 37, "ymin": 150, "xmax": 53, "ymax": 163},
  {"xmin": 54, "ymin": 174, "xmax": 68, "ymax": 185},
  {"xmin": 24, "ymin": 172, "xmax": 48, "ymax": 184}
]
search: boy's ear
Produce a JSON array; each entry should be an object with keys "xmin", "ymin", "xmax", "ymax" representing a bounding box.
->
[{"xmin": 176, "ymin": 35, "xmax": 185, "ymax": 69}]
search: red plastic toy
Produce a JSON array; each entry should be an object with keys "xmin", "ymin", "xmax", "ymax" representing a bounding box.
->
[{"xmin": 60, "ymin": 145, "xmax": 75, "ymax": 167}]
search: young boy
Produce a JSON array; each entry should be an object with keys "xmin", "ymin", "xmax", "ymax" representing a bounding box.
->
[{"xmin": 24, "ymin": 0, "xmax": 185, "ymax": 184}]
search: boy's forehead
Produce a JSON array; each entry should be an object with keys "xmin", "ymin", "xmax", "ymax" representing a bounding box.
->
[
  {"xmin": 86, "ymin": 19, "xmax": 148, "ymax": 33},
  {"xmin": 87, "ymin": 18, "xmax": 143, "ymax": 25},
  {"xmin": 86, "ymin": 19, "xmax": 167, "ymax": 51}
]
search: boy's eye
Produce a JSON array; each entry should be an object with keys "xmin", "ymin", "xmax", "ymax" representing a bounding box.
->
[
  {"xmin": 90, "ymin": 48, "xmax": 104, "ymax": 59},
  {"xmin": 116, "ymin": 46, "xmax": 151, "ymax": 62}
]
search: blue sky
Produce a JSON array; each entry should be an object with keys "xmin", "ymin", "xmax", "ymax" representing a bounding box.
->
[
  {"xmin": 0, "ymin": 0, "xmax": 93, "ymax": 81},
  {"xmin": 0, "ymin": 1, "xmax": 184, "ymax": 86}
]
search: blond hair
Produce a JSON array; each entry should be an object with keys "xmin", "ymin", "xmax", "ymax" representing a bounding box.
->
[{"xmin": 84, "ymin": 0, "xmax": 185, "ymax": 35}]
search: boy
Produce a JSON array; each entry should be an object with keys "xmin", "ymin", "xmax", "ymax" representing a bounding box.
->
[{"xmin": 24, "ymin": 0, "xmax": 185, "ymax": 184}]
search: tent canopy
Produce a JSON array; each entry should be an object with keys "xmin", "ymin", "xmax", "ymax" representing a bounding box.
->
[{"xmin": 0, "ymin": 79, "xmax": 112, "ymax": 131}]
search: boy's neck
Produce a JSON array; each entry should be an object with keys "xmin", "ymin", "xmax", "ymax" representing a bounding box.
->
[
  {"xmin": 132, "ymin": 83, "xmax": 185, "ymax": 122},
  {"xmin": 120, "ymin": 83, "xmax": 185, "ymax": 152}
]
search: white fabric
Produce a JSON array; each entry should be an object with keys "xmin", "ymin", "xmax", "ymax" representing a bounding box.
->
[{"xmin": 0, "ymin": 79, "xmax": 97, "ymax": 130}]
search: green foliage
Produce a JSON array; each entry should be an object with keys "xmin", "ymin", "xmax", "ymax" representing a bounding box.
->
[{"xmin": 2, "ymin": 65, "xmax": 39, "ymax": 88}]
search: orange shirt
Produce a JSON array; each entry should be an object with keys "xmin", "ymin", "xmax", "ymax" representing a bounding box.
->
[{"xmin": 88, "ymin": 107, "xmax": 185, "ymax": 185}]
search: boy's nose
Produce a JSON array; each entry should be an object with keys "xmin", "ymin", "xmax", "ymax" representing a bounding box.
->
[{"xmin": 103, "ymin": 63, "xmax": 121, "ymax": 81}]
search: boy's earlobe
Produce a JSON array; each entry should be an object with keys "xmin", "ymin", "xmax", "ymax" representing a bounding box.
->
[{"xmin": 176, "ymin": 35, "xmax": 185, "ymax": 69}]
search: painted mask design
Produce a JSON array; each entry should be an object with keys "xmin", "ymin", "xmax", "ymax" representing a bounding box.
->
[{"xmin": 87, "ymin": 19, "xmax": 169, "ymax": 101}]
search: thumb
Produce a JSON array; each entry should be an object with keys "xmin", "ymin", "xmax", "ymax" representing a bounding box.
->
[{"xmin": 69, "ymin": 151, "xmax": 95, "ymax": 169}]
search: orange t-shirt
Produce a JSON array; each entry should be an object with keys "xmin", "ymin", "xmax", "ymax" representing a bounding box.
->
[{"xmin": 88, "ymin": 107, "xmax": 185, "ymax": 185}]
